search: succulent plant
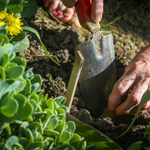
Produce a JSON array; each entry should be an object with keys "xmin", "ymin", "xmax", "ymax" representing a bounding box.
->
[{"xmin": 0, "ymin": 43, "xmax": 98, "ymax": 150}]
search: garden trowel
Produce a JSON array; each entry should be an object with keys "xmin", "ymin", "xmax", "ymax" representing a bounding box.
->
[{"xmin": 75, "ymin": 0, "xmax": 116, "ymax": 117}]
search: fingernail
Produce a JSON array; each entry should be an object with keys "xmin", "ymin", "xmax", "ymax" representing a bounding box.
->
[
  {"xmin": 52, "ymin": 9, "xmax": 56, "ymax": 13},
  {"xmin": 63, "ymin": 15, "xmax": 68, "ymax": 19},
  {"xmin": 57, "ymin": 13, "xmax": 62, "ymax": 17}
]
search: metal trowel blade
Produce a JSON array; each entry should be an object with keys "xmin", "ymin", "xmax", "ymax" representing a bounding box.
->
[{"xmin": 74, "ymin": 31, "xmax": 116, "ymax": 117}]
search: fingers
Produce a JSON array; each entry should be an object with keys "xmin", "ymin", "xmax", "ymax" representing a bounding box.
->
[
  {"xmin": 115, "ymin": 78, "xmax": 150, "ymax": 115},
  {"xmin": 44, "ymin": 0, "xmax": 60, "ymax": 10},
  {"xmin": 68, "ymin": 11, "xmax": 82, "ymax": 28},
  {"xmin": 63, "ymin": 0, "xmax": 78, "ymax": 8},
  {"xmin": 64, "ymin": 0, "xmax": 103, "ymax": 23},
  {"xmin": 129, "ymin": 100, "xmax": 150, "ymax": 115},
  {"xmin": 91, "ymin": 0, "xmax": 103, "ymax": 23},
  {"xmin": 108, "ymin": 71, "xmax": 136, "ymax": 111}
]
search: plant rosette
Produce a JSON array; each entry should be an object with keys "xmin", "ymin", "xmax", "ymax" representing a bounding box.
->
[{"xmin": 0, "ymin": 43, "xmax": 95, "ymax": 150}]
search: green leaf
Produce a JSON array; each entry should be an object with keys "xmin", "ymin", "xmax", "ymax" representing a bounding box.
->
[
  {"xmin": 10, "ymin": 31, "xmax": 26, "ymax": 43},
  {"xmin": 11, "ymin": 143, "xmax": 23, "ymax": 150},
  {"xmin": 85, "ymin": 144, "xmax": 99, "ymax": 150},
  {"xmin": 25, "ymin": 128, "xmax": 34, "ymax": 143},
  {"xmin": 9, "ymin": 51, "xmax": 16, "ymax": 61},
  {"xmin": 60, "ymin": 105, "xmax": 68, "ymax": 113},
  {"xmin": 29, "ymin": 99, "xmax": 37, "ymax": 112},
  {"xmin": 9, "ymin": 0, "xmax": 24, "ymax": 5},
  {"xmin": 4, "ymin": 125, "xmax": 11, "ymax": 137},
  {"xmin": 27, "ymin": 122, "xmax": 43, "ymax": 134},
  {"xmin": 55, "ymin": 144, "xmax": 75, "ymax": 150},
  {"xmin": 31, "ymin": 83, "xmax": 40, "ymax": 93},
  {"xmin": 54, "ymin": 96, "xmax": 66, "ymax": 106},
  {"xmin": 58, "ymin": 130, "xmax": 72, "ymax": 144},
  {"xmin": 22, "ymin": 26, "xmax": 60, "ymax": 66},
  {"xmin": 21, "ymin": 79, "xmax": 31, "ymax": 95},
  {"xmin": 57, "ymin": 108, "xmax": 65, "ymax": 120},
  {"xmin": 43, "ymin": 108, "xmax": 53, "ymax": 116},
  {"xmin": 42, "ymin": 115, "xmax": 53, "ymax": 130},
  {"xmin": 5, "ymin": 136, "xmax": 19, "ymax": 150},
  {"xmin": 66, "ymin": 121, "xmax": 76, "ymax": 133},
  {"xmin": 12, "ymin": 101, "xmax": 33, "ymax": 120},
  {"xmin": 76, "ymin": 138, "xmax": 86, "ymax": 150},
  {"xmin": 0, "ymin": 66, "xmax": 5, "ymax": 81},
  {"xmin": 23, "ymin": 68, "xmax": 34, "ymax": 80},
  {"xmin": 0, "ymin": 113, "xmax": 14, "ymax": 123},
  {"xmin": 29, "ymin": 92, "xmax": 38, "ymax": 104},
  {"xmin": 47, "ymin": 98, "xmax": 57, "ymax": 112},
  {"xmin": 127, "ymin": 141, "xmax": 142, "ymax": 150},
  {"xmin": 13, "ymin": 36, "xmax": 30, "ymax": 52},
  {"xmin": 0, "ymin": 53, "xmax": 9, "ymax": 67},
  {"xmin": 0, "ymin": 44, "xmax": 13, "ymax": 60},
  {"xmin": 5, "ymin": 65, "xmax": 24, "ymax": 78},
  {"xmin": 55, "ymin": 120, "xmax": 66, "ymax": 137},
  {"xmin": 0, "ymin": 24, "xmax": 7, "ymax": 30},
  {"xmin": 19, "ymin": 122, "xmax": 29, "ymax": 137},
  {"xmin": 0, "ymin": 33, "xmax": 9, "ymax": 46},
  {"xmin": 44, "ymin": 129, "xmax": 59, "ymax": 137},
  {"xmin": 0, "ymin": 121, "xmax": 9, "ymax": 129},
  {"xmin": 0, "ymin": 29, "xmax": 7, "ymax": 35},
  {"xmin": 43, "ymin": 138, "xmax": 54, "ymax": 150},
  {"xmin": 41, "ymin": 94, "xmax": 48, "ymax": 109},
  {"xmin": 0, "ymin": 140, "xmax": 5, "ymax": 150},
  {"xmin": 6, "ymin": 62, "xmax": 17, "ymax": 67},
  {"xmin": 21, "ymin": 0, "xmax": 37, "ymax": 17},
  {"xmin": 11, "ymin": 56, "xmax": 26, "ymax": 68},
  {"xmin": 144, "ymin": 147, "xmax": 150, "ymax": 150},
  {"xmin": 70, "ymin": 133, "xmax": 81, "ymax": 144},
  {"xmin": 31, "ymin": 74, "xmax": 42, "ymax": 87},
  {"xmin": 32, "ymin": 130, "xmax": 43, "ymax": 142},
  {"xmin": 7, "ymin": 4, "xmax": 23, "ymax": 13},
  {"xmin": 0, "ymin": 0, "xmax": 9, "ymax": 11},
  {"xmin": 0, "ymin": 97, "xmax": 18, "ymax": 117},
  {"xmin": 25, "ymin": 142, "xmax": 44, "ymax": 150},
  {"xmin": 15, "ymin": 76, "xmax": 26, "ymax": 93},
  {"xmin": 13, "ymin": 94, "xmax": 26, "ymax": 110},
  {"xmin": 8, "ymin": 43, "xmax": 19, "ymax": 58},
  {"xmin": 19, "ymin": 137, "xmax": 30, "ymax": 148},
  {"xmin": 32, "ymin": 111, "xmax": 47, "ymax": 119},
  {"xmin": 46, "ymin": 117, "xmax": 58, "ymax": 130},
  {"xmin": 0, "ymin": 79, "xmax": 20, "ymax": 100}
]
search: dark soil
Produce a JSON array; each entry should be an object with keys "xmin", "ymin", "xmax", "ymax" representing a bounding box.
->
[{"xmin": 20, "ymin": 0, "xmax": 150, "ymax": 149}]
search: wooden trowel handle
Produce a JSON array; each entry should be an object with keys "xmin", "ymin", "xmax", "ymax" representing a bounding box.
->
[{"xmin": 75, "ymin": 0, "xmax": 100, "ymax": 32}]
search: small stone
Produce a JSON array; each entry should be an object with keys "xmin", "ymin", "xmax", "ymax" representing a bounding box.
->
[{"xmin": 79, "ymin": 109, "xmax": 92, "ymax": 122}]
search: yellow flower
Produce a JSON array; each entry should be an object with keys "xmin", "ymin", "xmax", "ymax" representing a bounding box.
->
[
  {"xmin": 0, "ymin": 11, "xmax": 8, "ymax": 20},
  {"xmin": 0, "ymin": 11, "xmax": 24, "ymax": 36}
]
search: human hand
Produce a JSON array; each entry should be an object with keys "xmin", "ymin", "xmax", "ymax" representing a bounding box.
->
[
  {"xmin": 63, "ymin": 0, "xmax": 103, "ymax": 23},
  {"xmin": 108, "ymin": 44, "xmax": 150, "ymax": 115}
]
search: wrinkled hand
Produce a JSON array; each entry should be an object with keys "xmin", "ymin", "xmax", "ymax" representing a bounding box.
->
[
  {"xmin": 63, "ymin": 0, "xmax": 103, "ymax": 23},
  {"xmin": 108, "ymin": 44, "xmax": 150, "ymax": 115}
]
